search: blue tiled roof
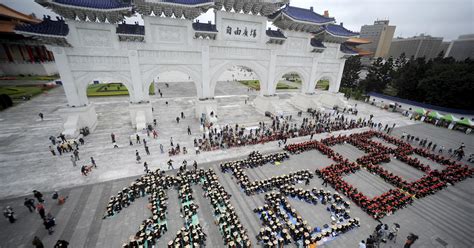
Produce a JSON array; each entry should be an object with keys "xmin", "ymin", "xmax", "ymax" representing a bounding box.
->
[
  {"xmin": 325, "ymin": 24, "xmax": 358, "ymax": 37},
  {"xmin": 340, "ymin": 44, "xmax": 358, "ymax": 54},
  {"xmin": 52, "ymin": 0, "xmax": 131, "ymax": 9},
  {"xmin": 266, "ymin": 29, "xmax": 286, "ymax": 39},
  {"xmin": 116, "ymin": 23, "xmax": 144, "ymax": 35},
  {"xmin": 270, "ymin": 5, "xmax": 335, "ymax": 24},
  {"xmin": 192, "ymin": 22, "xmax": 217, "ymax": 32},
  {"xmin": 15, "ymin": 16, "xmax": 69, "ymax": 36},
  {"xmin": 310, "ymin": 38, "xmax": 325, "ymax": 48},
  {"xmin": 163, "ymin": 0, "xmax": 213, "ymax": 5}
]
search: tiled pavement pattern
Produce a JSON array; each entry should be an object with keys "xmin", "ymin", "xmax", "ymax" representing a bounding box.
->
[{"xmin": 0, "ymin": 81, "xmax": 473, "ymax": 247}]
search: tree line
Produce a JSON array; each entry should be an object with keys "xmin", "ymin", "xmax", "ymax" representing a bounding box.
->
[{"xmin": 341, "ymin": 53, "xmax": 474, "ymax": 110}]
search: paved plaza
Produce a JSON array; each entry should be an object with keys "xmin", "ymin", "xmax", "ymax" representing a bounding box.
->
[{"xmin": 0, "ymin": 82, "xmax": 473, "ymax": 248}]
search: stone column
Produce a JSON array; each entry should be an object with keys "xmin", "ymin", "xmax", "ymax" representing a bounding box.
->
[
  {"xmin": 52, "ymin": 46, "xmax": 97, "ymax": 137},
  {"xmin": 201, "ymin": 44, "xmax": 210, "ymax": 99},
  {"xmin": 129, "ymin": 49, "xmax": 152, "ymax": 130},
  {"xmin": 264, "ymin": 49, "xmax": 277, "ymax": 96},
  {"xmin": 306, "ymin": 56, "xmax": 319, "ymax": 94},
  {"xmin": 329, "ymin": 59, "xmax": 346, "ymax": 93},
  {"xmin": 53, "ymin": 47, "xmax": 86, "ymax": 107}
]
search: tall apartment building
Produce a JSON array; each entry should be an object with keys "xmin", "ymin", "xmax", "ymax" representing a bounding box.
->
[
  {"xmin": 359, "ymin": 20, "xmax": 396, "ymax": 58},
  {"xmin": 445, "ymin": 34, "xmax": 474, "ymax": 61},
  {"xmin": 388, "ymin": 34, "xmax": 443, "ymax": 60}
]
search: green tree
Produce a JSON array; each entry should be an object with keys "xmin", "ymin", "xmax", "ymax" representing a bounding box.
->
[
  {"xmin": 341, "ymin": 55, "xmax": 362, "ymax": 88},
  {"xmin": 359, "ymin": 57, "xmax": 393, "ymax": 93}
]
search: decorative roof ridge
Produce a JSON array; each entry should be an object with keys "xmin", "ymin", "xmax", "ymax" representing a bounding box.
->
[
  {"xmin": 324, "ymin": 23, "xmax": 359, "ymax": 38},
  {"xmin": 15, "ymin": 15, "xmax": 69, "ymax": 37},
  {"xmin": 279, "ymin": 4, "xmax": 336, "ymax": 24},
  {"xmin": 192, "ymin": 20, "xmax": 218, "ymax": 32},
  {"xmin": 266, "ymin": 28, "xmax": 286, "ymax": 39}
]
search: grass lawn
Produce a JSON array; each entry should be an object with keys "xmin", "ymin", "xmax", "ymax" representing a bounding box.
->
[
  {"xmin": 316, "ymin": 80, "xmax": 329, "ymax": 90},
  {"xmin": 87, "ymin": 83, "xmax": 155, "ymax": 97},
  {"xmin": 0, "ymin": 75, "xmax": 59, "ymax": 81},
  {"xmin": 239, "ymin": 80, "xmax": 298, "ymax": 90},
  {"xmin": 0, "ymin": 86, "xmax": 46, "ymax": 99}
]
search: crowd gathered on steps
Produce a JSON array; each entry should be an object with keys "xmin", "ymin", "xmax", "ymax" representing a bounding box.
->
[
  {"xmin": 194, "ymin": 110, "xmax": 382, "ymax": 154},
  {"xmin": 285, "ymin": 130, "xmax": 473, "ymax": 219},
  {"xmin": 103, "ymin": 167, "xmax": 250, "ymax": 248}
]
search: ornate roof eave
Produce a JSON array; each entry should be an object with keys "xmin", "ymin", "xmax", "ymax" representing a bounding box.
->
[
  {"xmin": 14, "ymin": 30, "xmax": 71, "ymax": 47},
  {"xmin": 194, "ymin": 32, "xmax": 217, "ymax": 40},
  {"xmin": 271, "ymin": 14, "xmax": 330, "ymax": 33},
  {"xmin": 281, "ymin": 12, "xmax": 335, "ymax": 26},
  {"xmin": 215, "ymin": 0, "xmax": 288, "ymax": 16},
  {"xmin": 134, "ymin": 0, "xmax": 212, "ymax": 19},
  {"xmin": 36, "ymin": 0, "xmax": 133, "ymax": 23}
]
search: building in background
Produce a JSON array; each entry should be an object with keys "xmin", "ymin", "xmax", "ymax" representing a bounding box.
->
[
  {"xmin": 0, "ymin": 4, "xmax": 57, "ymax": 76},
  {"xmin": 444, "ymin": 34, "xmax": 474, "ymax": 61},
  {"xmin": 438, "ymin": 41, "xmax": 450, "ymax": 56},
  {"xmin": 388, "ymin": 34, "xmax": 443, "ymax": 60},
  {"xmin": 359, "ymin": 20, "xmax": 396, "ymax": 59}
]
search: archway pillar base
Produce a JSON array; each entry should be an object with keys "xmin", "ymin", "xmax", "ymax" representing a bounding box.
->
[
  {"xmin": 195, "ymin": 98, "xmax": 218, "ymax": 120},
  {"xmin": 129, "ymin": 102, "xmax": 153, "ymax": 132},
  {"xmin": 58, "ymin": 104, "xmax": 98, "ymax": 138},
  {"xmin": 253, "ymin": 95, "xmax": 281, "ymax": 115},
  {"xmin": 290, "ymin": 92, "xmax": 349, "ymax": 111}
]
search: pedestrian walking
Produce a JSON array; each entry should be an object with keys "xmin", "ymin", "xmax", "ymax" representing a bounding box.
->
[
  {"xmin": 136, "ymin": 134, "xmax": 141, "ymax": 144},
  {"xmin": 167, "ymin": 159, "xmax": 174, "ymax": 170},
  {"xmin": 71, "ymin": 155, "xmax": 77, "ymax": 167},
  {"xmin": 404, "ymin": 233, "xmax": 418, "ymax": 248},
  {"xmin": 57, "ymin": 145, "xmax": 62, "ymax": 155},
  {"xmin": 111, "ymin": 133, "xmax": 116, "ymax": 143},
  {"xmin": 32, "ymin": 236, "xmax": 44, "ymax": 248},
  {"xmin": 36, "ymin": 202, "xmax": 46, "ymax": 219},
  {"xmin": 160, "ymin": 144, "xmax": 164, "ymax": 153},
  {"xmin": 176, "ymin": 117, "xmax": 180, "ymax": 123},
  {"xmin": 182, "ymin": 160, "xmax": 187, "ymax": 170},
  {"xmin": 143, "ymin": 139, "xmax": 147, "ymax": 147},
  {"xmin": 145, "ymin": 146, "xmax": 150, "ymax": 155},
  {"xmin": 181, "ymin": 112, "xmax": 185, "ymax": 119},
  {"xmin": 54, "ymin": 240, "xmax": 69, "ymax": 248},
  {"xmin": 91, "ymin": 157, "xmax": 97, "ymax": 168},
  {"xmin": 3, "ymin": 206, "xmax": 16, "ymax": 223},
  {"xmin": 24, "ymin": 198, "xmax": 36, "ymax": 212},
  {"xmin": 49, "ymin": 146, "xmax": 56, "ymax": 156},
  {"xmin": 153, "ymin": 129, "xmax": 158, "ymax": 139},
  {"xmin": 170, "ymin": 137, "xmax": 174, "ymax": 147},
  {"xmin": 193, "ymin": 160, "xmax": 198, "ymax": 171},
  {"xmin": 136, "ymin": 153, "xmax": 141, "ymax": 163},
  {"xmin": 43, "ymin": 215, "xmax": 56, "ymax": 234},
  {"xmin": 33, "ymin": 190, "xmax": 44, "ymax": 203},
  {"xmin": 73, "ymin": 149, "xmax": 80, "ymax": 160},
  {"xmin": 143, "ymin": 162, "xmax": 149, "ymax": 173},
  {"xmin": 187, "ymin": 126, "xmax": 192, "ymax": 135},
  {"xmin": 39, "ymin": 113, "xmax": 44, "ymax": 121}
]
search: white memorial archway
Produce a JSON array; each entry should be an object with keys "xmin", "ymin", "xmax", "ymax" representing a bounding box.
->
[{"xmin": 17, "ymin": 0, "xmax": 361, "ymax": 136}]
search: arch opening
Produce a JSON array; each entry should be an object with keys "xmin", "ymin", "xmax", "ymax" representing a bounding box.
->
[
  {"xmin": 148, "ymin": 70, "xmax": 198, "ymax": 99},
  {"xmin": 214, "ymin": 65, "xmax": 261, "ymax": 97},
  {"xmin": 274, "ymin": 72, "xmax": 302, "ymax": 92},
  {"xmin": 315, "ymin": 76, "xmax": 332, "ymax": 91}
]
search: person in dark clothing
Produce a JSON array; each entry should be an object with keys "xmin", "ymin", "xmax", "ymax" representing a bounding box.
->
[
  {"xmin": 43, "ymin": 216, "xmax": 55, "ymax": 234},
  {"xmin": 54, "ymin": 240, "xmax": 69, "ymax": 248},
  {"xmin": 404, "ymin": 233, "xmax": 418, "ymax": 248},
  {"xmin": 91, "ymin": 157, "xmax": 97, "ymax": 168},
  {"xmin": 37, "ymin": 203, "xmax": 46, "ymax": 219},
  {"xmin": 39, "ymin": 113, "xmax": 44, "ymax": 121},
  {"xmin": 24, "ymin": 198, "xmax": 36, "ymax": 212},
  {"xmin": 33, "ymin": 190, "xmax": 44, "ymax": 203},
  {"xmin": 145, "ymin": 146, "xmax": 150, "ymax": 155},
  {"xmin": 3, "ymin": 206, "xmax": 15, "ymax": 223},
  {"xmin": 32, "ymin": 236, "xmax": 44, "ymax": 248}
]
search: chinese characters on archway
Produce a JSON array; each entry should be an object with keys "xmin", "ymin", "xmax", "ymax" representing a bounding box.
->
[{"xmin": 226, "ymin": 25, "xmax": 257, "ymax": 38}]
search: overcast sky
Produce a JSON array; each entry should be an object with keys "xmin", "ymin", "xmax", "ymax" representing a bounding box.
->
[{"xmin": 3, "ymin": 0, "xmax": 473, "ymax": 41}]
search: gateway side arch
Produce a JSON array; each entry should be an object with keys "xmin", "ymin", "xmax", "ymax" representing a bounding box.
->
[{"xmin": 17, "ymin": 0, "xmax": 363, "ymax": 137}]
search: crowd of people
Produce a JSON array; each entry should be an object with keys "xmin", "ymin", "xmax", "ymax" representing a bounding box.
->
[
  {"xmin": 255, "ymin": 190, "xmax": 360, "ymax": 247},
  {"xmin": 221, "ymin": 151, "xmax": 314, "ymax": 195},
  {"xmin": 286, "ymin": 130, "xmax": 473, "ymax": 219},
  {"xmin": 195, "ymin": 110, "xmax": 368, "ymax": 153},
  {"xmin": 103, "ymin": 167, "xmax": 250, "ymax": 247}
]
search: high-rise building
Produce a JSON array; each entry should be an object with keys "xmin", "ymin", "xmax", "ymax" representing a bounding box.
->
[
  {"xmin": 445, "ymin": 34, "xmax": 474, "ymax": 61},
  {"xmin": 359, "ymin": 20, "xmax": 396, "ymax": 58},
  {"xmin": 388, "ymin": 34, "xmax": 443, "ymax": 60}
]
